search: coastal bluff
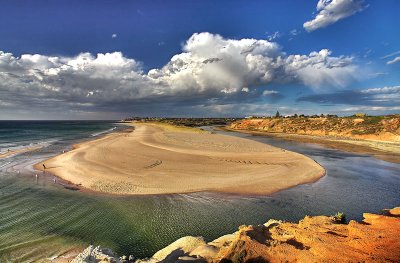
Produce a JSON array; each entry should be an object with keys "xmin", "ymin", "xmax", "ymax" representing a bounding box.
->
[
  {"xmin": 71, "ymin": 207, "xmax": 400, "ymax": 263},
  {"xmin": 229, "ymin": 115, "xmax": 400, "ymax": 142}
]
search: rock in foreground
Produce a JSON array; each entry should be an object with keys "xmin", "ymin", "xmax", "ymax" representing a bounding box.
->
[{"xmin": 72, "ymin": 245, "xmax": 120, "ymax": 263}]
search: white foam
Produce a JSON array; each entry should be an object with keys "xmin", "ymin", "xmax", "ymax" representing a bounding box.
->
[
  {"xmin": 0, "ymin": 139, "xmax": 57, "ymax": 156},
  {"xmin": 0, "ymin": 161, "xmax": 12, "ymax": 169},
  {"xmin": 91, "ymin": 127, "xmax": 117, "ymax": 137}
]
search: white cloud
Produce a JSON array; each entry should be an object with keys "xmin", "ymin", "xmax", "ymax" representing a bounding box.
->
[
  {"xmin": 387, "ymin": 56, "xmax": 400, "ymax": 65},
  {"xmin": 267, "ymin": 31, "xmax": 281, "ymax": 41},
  {"xmin": 342, "ymin": 106, "xmax": 400, "ymax": 112},
  {"xmin": 262, "ymin": 90, "xmax": 278, "ymax": 96},
  {"xmin": 380, "ymin": 50, "xmax": 400, "ymax": 59},
  {"xmin": 361, "ymin": 86, "xmax": 400, "ymax": 94},
  {"xmin": 290, "ymin": 29, "xmax": 300, "ymax": 36},
  {"xmin": 368, "ymin": 72, "xmax": 387, "ymax": 78},
  {"xmin": 304, "ymin": 0, "xmax": 366, "ymax": 32},
  {"xmin": 0, "ymin": 32, "xmax": 359, "ymax": 116},
  {"xmin": 112, "ymin": 33, "xmax": 117, "ymax": 38},
  {"xmin": 360, "ymin": 86, "xmax": 400, "ymax": 105},
  {"xmin": 284, "ymin": 49, "xmax": 357, "ymax": 89},
  {"xmin": 360, "ymin": 86, "xmax": 400, "ymax": 104}
]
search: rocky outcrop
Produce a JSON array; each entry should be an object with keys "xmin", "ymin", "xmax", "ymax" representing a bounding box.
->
[
  {"xmin": 74, "ymin": 207, "xmax": 400, "ymax": 262},
  {"xmin": 229, "ymin": 116, "xmax": 400, "ymax": 142},
  {"xmin": 214, "ymin": 208, "xmax": 400, "ymax": 262},
  {"xmin": 72, "ymin": 245, "xmax": 121, "ymax": 263}
]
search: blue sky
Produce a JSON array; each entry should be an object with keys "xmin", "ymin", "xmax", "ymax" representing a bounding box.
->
[{"xmin": 0, "ymin": 0, "xmax": 399, "ymax": 119}]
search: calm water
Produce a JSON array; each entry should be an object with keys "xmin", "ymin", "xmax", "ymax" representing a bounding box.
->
[{"xmin": 0, "ymin": 122, "xmax": 399, "ymax": 261}]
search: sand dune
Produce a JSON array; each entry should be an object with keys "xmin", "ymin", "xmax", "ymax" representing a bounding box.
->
[{"xmin": 34, "ymin": 122, "xmax": 325, "ymax": 195}]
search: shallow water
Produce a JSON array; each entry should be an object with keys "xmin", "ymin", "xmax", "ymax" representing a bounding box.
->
[{"xmin": 0, "ymin": 122, "xmax": 399, "ymax": 261}]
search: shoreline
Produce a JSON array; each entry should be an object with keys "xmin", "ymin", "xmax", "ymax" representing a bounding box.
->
[
  {"xmin": 222, "ymin": 126, "xmax": 400, "ymax": 164},
  {"xmin": 34, "ymin": 122, "xmax": 325, "ymax": 196},
  {"xmin": 0, "ymin": 145, "xmax": 43, "ymax": 159}
]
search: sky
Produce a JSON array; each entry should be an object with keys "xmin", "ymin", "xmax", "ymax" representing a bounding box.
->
[{"xmin": 0, "ymin": 0, "xmax": 399, "ymax": 120}]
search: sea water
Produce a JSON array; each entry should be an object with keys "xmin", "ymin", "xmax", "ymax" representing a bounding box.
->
[{"xmin": 0, "ymin": 121, "xmax": 399, "ymax": 261}]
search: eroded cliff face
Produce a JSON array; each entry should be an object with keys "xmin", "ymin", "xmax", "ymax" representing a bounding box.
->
[
  {"xmin": 229, "ymin": 116, "xmax": 400, "ymax": 142},
  {"xmin": 132, "ymin": 208, "xmax": 400, "ymax": 263}
]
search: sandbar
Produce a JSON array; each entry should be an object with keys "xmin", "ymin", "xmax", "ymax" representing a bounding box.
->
[{"xmin": 34, "ymin": 123, "xmax": 325, "ymax": 195}]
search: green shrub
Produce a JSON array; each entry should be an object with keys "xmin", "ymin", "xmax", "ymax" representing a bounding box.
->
[
  {"xmin": 333, "ymin": 212, "xmax": 346, "ymax": 224},
  {"xmin": 363, "ymin": 116, "xmax": 384, "ymax": 125}
]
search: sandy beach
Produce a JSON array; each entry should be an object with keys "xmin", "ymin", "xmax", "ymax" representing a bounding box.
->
[{"xmin": 34, "ymin": 122, "xmax": 325, "ymax": 195}]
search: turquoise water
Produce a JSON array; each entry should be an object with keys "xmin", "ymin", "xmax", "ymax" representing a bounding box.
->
[{"xmin": 0, "ymin": 122, "xmax": 399, "ymax": 261}]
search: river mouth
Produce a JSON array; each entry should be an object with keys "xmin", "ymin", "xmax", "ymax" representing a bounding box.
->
[{"xmin": 0, "ymin": 122, "xmax": 399, "ymax": 260}]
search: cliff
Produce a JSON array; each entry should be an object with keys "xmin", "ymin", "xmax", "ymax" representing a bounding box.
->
[
  {"xmin": 72, "ymin": 207, "xmax": 400, "ymax": 262},
  {"xmin": 229, "ymin": 116, "xmax": 400, "ymax": 142}
]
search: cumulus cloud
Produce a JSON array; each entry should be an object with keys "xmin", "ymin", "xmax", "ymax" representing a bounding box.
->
[
  {"xmin": 304, "ymin": 0, "xmax": 366, "ymax": 32},
  {"xmin": 284, "ymin": 49, "xmax": 357, "ymax": 89},
  {"xmin": 0, "ymin": 32, "xmax": 359, "ymax": 117}
]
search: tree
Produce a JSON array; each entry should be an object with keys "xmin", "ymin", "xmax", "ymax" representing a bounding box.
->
[{"xmin": 275, "ymin": 111, "xmax": 280, "ymax": 118}]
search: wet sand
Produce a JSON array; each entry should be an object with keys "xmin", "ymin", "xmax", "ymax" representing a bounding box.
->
[
  {"xmin": 0, "ymin": 146, "xmax": 42, "ymax": 159},
  {"xmin": 34, "ymin": 122, "xmax": 325, "ymax": 195}
]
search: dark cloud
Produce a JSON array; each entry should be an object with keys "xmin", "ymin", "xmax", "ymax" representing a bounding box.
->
[
  {"xmin": 297, "ymin": 86, "xmax": 400, "ymax": 107},
  {"xmin": 202, "ymin": 58, "xmax": 222, "ymax": 64}
]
